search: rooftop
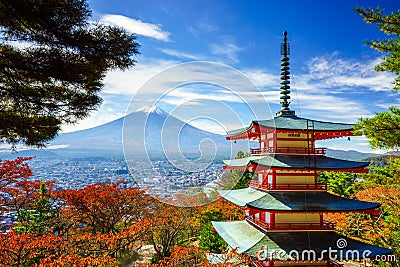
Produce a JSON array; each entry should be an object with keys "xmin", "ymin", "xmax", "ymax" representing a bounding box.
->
[
  {"xmin": 223, "ymin": 155, "xmax": 369, "ymax": 171},
  {"xmin": 218, "ymin": 187, "xmax": 380, "ymax": 212},
  {"xmin": 226, "ymin": 116, "xmax": 355, "ymax": 139},
  {"xmin": 212, "ymin": 220, "xmax": 393, "ymax": 258}
]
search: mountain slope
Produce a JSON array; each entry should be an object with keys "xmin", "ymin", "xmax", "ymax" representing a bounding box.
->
[{"xmin": 49, "ymin": 107, "xmax": 230, "ymax": 158}]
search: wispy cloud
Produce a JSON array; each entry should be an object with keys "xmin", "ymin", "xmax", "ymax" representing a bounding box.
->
[
  {"xmin": 198, "ymin": 22, "xmax": 218, "ymax": 33},
  {"xmin": 242, "ymin": 69, "xmax": 278, "ymax": 88},
  {"xmin": 303, "ymin": 54, "xmax": 395, "ymax": 92},
  {"xmin": 186, "ymin": 22, "xmax": 217, "ymax": 38},
  {"xmin": 61, "ymin": 99, "xmax": 126, "ymax": 133},
  {"xmin": 102, "ymin": 57, "xmax": 179, "ymax": 95},
  {"xmin": 210, "ymin": 43, "xmax": 243, "ymax": 63},
  {"xmin": 238, "ymin": 53, "xmax": 397, "ymax": 122},
  {"xmin": 99, "ymin": 14, "xmax": 170, "ymax": 41},
  {"xmin": 61, "ymin": 52, "xmax": 397, "ymax": 141},
  {"xmin": 159, "ymin": 48, "xmax": 202, "ymax": 60}
]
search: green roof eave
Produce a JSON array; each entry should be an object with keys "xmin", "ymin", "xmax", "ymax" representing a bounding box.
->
[
  {"xmin": 217, "ymin": 187, "xmax": 267, "ymax": 207},
  {"xmin": 217, "ymin": 188, "xmax": 380, "ymax": 212},
  {"xmin": 224, "ymin": 155, "xmax": 369, "ymax": 170},
  {"xmin": 246, "ymin": 231, "xmax": 393, "ymax": 258},
  {"xmin": 226, "ymin": 126, "xmax": 252, "ymax": 136},
  {"xmin": 223, "ymin": 155, "xmax": 260, "ymax": 168},
  {"xmin": 247, "ymin": 191, "xmax": 381, "ymax": 212},
  {"xmin": 226, "ymin": 121, "xmax": 258, "ymax": 137},
  {"xmin": 257, "ymin": 116, "xmax": 354, "ymax": 131},
  {"xmin": 211, "ymin": 221, "xmax": 265, "ymax": 254},
  {"xmin": 225, "ymin": 116, "xmax": 355, "ymax": 137},
  {"xmin": 253, "ymin": 155, "xmax": 370, "ymax": 170},
  {"xmin": 213, "ymin": 221, "xmax": 393, "ymax": 258}
]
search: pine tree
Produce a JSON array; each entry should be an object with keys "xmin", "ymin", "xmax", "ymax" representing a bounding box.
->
[
  {"xmin": 353, "ymin": 6, "xmax": 400, "ymax": 152},
  {"xmin": 0, "ymin": 0, "xmax": 139, "ymax": 146},
  {"xmin": 354, "ymin": 106, "xmax": 400, "ymax": 150},
  {"xmin": 356, "ymin": 6, "xmax": 400, "ymax": 90}
]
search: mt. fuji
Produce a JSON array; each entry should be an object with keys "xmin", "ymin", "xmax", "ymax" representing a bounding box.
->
[{"xmin": 45, "ymin": 106, "xmax": 233, "ymax": 158}]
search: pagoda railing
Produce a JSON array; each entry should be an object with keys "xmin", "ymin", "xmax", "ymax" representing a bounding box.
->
[
  {"xmin": 246, "ymin": 216, "xmax": 270, "ymax": 231},
  {"xmin": 246, "ymin": 216, "xmax": 335, "ymax": 231},
  {"xmin": 250, "ymin": 147, "xmax": 326, "ymax": 155},
  {"xmin": 249, "ymin": 180, "xmax": 327, "ymax": 191}
]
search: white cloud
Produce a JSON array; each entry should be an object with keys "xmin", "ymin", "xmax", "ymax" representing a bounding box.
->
[
  {"xmin": 61, "ymin": 52, "xmax": 397, "ymax": 145},
  {"xmin": 158, "ymin": 87, "xmax": 246, "ymax": 106},
  {"xmin": 210, "ymin": 43, "xmax": 243, "ymax": 63},
  {"xmin": 0, "ymin": 144, "xmax": 70, "ymax": 153},
  {"xmin": 242, "ymin": 69, "xmax": 279, "ymax": 88},
  {"xmin": 303, "ymin": 54, "xmax": 395, "ymax": 92},
  {"xmin": 102, "ymin": 57, "xmax": 180, "ymax": 96},
  {"xmin": 186, "ymin": 23, "xmax": 217, "ymax": 38},
  {"xmin": 318, "ymin": 136, "xmax": 388, "ymax": 154},
  {"xmin": 61, "ymin": 105, "xmax": 125, "ymax": 133},
  {"xmin": 159, "ymin": 48, "xmax": 202, "ymax": 60},
  {"xmin": 99, "ymin": 14, "xmax": 170, "ymax": 41},
  {"xmin": 198, "ymin": 22, "xmax": 217, "ymax": 33},
  {"xmin": 290, "ymin": 93, "xmax": 369, "ymax": 122},
  {"xmin": 239, "ymin": 54, "xmax": 397, "ymax": 123}
]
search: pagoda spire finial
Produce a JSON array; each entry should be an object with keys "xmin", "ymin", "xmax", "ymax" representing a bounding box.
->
[{"xmin": 277, "ymin": 30, "xmax": 296, "ymax": 117}]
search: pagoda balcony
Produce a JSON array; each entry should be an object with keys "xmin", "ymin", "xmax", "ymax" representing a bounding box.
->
[
  {"xmin": 245, "ymin": 216, "xmax": 335, "ymax": 232},
  {"xmin": 250, "ymin": 147, "xmax": 326, "ymax": 155},
  {"xmin": 249, "ymin": 180, "xmax": 327, "ymax": 191}
]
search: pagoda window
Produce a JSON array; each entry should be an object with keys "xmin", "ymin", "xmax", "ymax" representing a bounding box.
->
[
  {"xmin": 261, "ymin": 134, "xmax": 266, "ymax": 140},
  {"xmin": 258, "ymin": 173, "xmax": 263, "ymax": 183},
  {"xmin": 265, "ymin": 212, "xmax": 271, "ymax": 224},
  {"xmin": 267, "ymin": 174, "xmax": 273, "ymax": 185},
  {"xmin": 255, "ymin": 213, "xmax": 260, "ymax": 220},
  {"xmin": 260, "ymin": 142, "xmax": 265, "ymax": 149},
  {"xmin": 268, "ymin": 140, "xmax": 273, "ymax": 148}
]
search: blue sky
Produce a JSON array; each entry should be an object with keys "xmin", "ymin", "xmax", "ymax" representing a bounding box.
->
[{"xmin": 63, "ymin": 0, "xmax": 400, "ymax": 153}]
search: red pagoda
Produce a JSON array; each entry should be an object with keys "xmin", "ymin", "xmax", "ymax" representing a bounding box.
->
[{"xmin": 212, "ymin": 31, "xmax": 393, "ymax": 267}]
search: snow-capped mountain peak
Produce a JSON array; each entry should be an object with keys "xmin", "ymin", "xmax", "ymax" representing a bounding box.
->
[{"xmin": 135, "ymin": 106, "xmax": 169, "ymax": 116}]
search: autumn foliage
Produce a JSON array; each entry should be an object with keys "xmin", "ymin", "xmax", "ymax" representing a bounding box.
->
[
  {"xmin": 0, "ymin": 157, "xmax": 247, "ymax": 267},
  {"xmin": 325, "ymin": 156, "xmax": 400, "ymax": 265}
]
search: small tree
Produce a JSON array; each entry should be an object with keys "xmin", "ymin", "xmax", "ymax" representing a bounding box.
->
[
  {"xmin": 14, "ymin": 182, "xmax": 57, "ymax": 235},
  {"xmin": 318, "ymin": 172, "xmax": 357, "ymax": 197},
  {"xmin": 199, "ymin": 210, "xmax": 227, "ymax": 253}
]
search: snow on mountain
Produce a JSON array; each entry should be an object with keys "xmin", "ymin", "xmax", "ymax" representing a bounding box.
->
[
  {"xmin": 41, "ymin": 106, "xmax": 232, "ymax": 158},
  {"xmin": 135, "ymin": 106, "xmax": 169, "ymax": 117}
]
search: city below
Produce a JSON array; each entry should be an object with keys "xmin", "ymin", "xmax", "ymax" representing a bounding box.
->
[{"xmin": 26, "ymin": 156, "xmax": 224, "ymax": 197}]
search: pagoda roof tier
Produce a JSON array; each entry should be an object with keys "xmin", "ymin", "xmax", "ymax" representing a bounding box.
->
[
  {"xmin": 218, "ymin": 188, "xmax": 380, "ymax": 212},
  {"xmin": 226, "ymin": 116, "xmax": 354, "ymax": 140},
  {"xmin": 212, "ymin": 220, "xmax": 393, "ymax": 258},
  {"xmin": 223, "ymin": 155, "xmax": 369, "ymax": 172}
]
